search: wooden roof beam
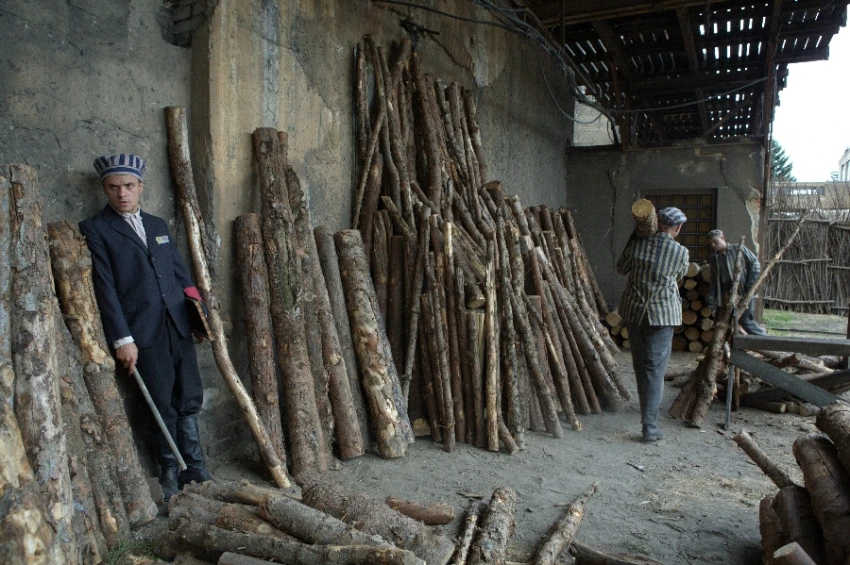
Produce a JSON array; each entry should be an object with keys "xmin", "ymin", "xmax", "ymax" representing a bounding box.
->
[
  {"xmin": 532, "ymin": 0, "xmax": 734, "ymax": 27},
  {"xmin": 676, "ymin": 7, "xmax": 709, "ymax": 134},
  {"xmin": 703, "ymin": 95, "xmax": 752, "ymax": 138}
]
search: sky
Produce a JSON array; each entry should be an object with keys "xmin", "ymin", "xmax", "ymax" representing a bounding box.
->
[{"xmin": 772, "ymin": 25, "xmax": 850, "ymax": 182}]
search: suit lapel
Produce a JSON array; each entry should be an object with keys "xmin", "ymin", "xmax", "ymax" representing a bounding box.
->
[{"xmin": 103, "ymin": 205, "xmax": 148, "ymax": 254}]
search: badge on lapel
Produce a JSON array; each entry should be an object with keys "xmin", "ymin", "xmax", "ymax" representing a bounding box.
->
[{"xmin": 156, "ymin": 235, "xmax": 170, "ymax": 245}]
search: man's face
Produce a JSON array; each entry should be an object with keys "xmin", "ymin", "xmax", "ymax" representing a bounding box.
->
[
  {"xmin": 102, "ymin": 174, "xmax": 143, "ymax": 213},
  {"xmin": 709, "ymin": 236, "xmax": 727, "ymax": 252}
]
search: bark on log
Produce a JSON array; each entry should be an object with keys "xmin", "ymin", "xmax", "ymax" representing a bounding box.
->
[
  {"xmin": 422, "ymin": 290, "xmax": 455, "ymax": 452},
  {"xmin": 358, "ymin": 153, "xmax": 383, "ymax": 267},
  {"xmin": 385, "ymin": 496, "xmax": 455, "ymax": 525},
  {"xmin": 10, "ymin": 164, "xmax": 82, "ymax": 554},
  {"xmin": 411, "ymin": 54, "xmax": 442, "ymax": 205},
  {"xmin": 181, "ymin": 480, "xmax": 283, "ymax": 507},
  {"xmin": 301, "ymin": 474, "xmax": 456, "ymax": 565},
  {"xmin": 216, "ymin": 503, "xmax": 294, "ymax": 541},
  {"xmin": 467, "ymin": 311, "xmax": 487, "ymax": 449},
  {"xmin": 171, "ymin": 520, "xmax": 423, "ymax": 565},
  {"xmin": 792, "ymin": 433, "xmax": 850, "ymax": 565},
  {"xmin": 468, "ymin": 487, "xmax": 516, "ymax": 565},
  {"xmin": 451, "ymin": 502, "xmax": 481, "ymax": 565},
  {"xmin": 336, "ymin": 229, "xmax": 410, "ymax": 458},
  {"xmin": 219, "ymin": 553, "xmax": 280, "ymax": 565},
  {"xmin": 354, "ymin": 41, "xmax": 370, "ymax": 172},
  {"xmin": 442, "ymin": 224, "xmax": 467, "ymax": 442},
  {"xmin": 252, "ymin": 127, "xmax": 326, "ymax": 479},
  {"xmin": 259, "ymin": 494, "xmax": 390, "ymax": 547},
  {"xmin": 732, "ymin": 431, "xmax": 799, "ymax": 489},
  {"xmin": 288, "ymin": 169, "xmax": 364, "ymax": 461},
  {"xmin": 772, "ymin": 486, "xmax": 828, "ymax": 565},
  {"xmin": 234, "ymin": 214, "xmax": 287, "ymax": 463},
  {"xmin": 570, "ymin": 542, "xmax": 668, "ymax": 565},
  {"xmin": 773, "ymin": 543, "xmax": 819, "ymax": 565},
  {"xmin": 387, "ymin": 235, "xmax": 407, "ymax": 376},
  {"xmin": 46, "ymin": 220, "xmax": 135, "ymax": 542},
  {"xmin": 168, "ymin": 110, "xmax": 289, "ymax": 488},
  {"xmin": 0, "ymin": 173, "xmax": 10, "ymax": 403},
  {"xmin": 0, "ymin": 396, "xmax": 64, "ymax": 564},
  {"xmin": 562, "ymin": 209, "xmax": 609, "ymax": 316},
  {"xmin": 761, "ymin": 494, "xmax": 784, "ymax": 565},
  {"xmin": 532, "ymin": 483, "xmax": 598, "ymax": 565},
  {"xmin": 401, "ymin": 206, "xmax": 431, "ymax": 403},
  {"xmin": 815, "ymin": 402, "xmax": 850, "ymax": 476},
  {"xmin": 372, "ymin": 212, "xmax": 391, "ymax": 322},
  {"xmin": 631, "ymin": 199, "xmax": 657, "ymax": 238},
  {"xmin": 484, "ymin": 243, "xmax": 500, "ymax": 451},
  {"xmin": 316, "ymin": 226, "xmax": 371, "ymax": 446}
]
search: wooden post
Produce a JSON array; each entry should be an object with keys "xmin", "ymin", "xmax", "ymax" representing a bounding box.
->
[
  {"xmin": 531, "ymin": 483, "xmax": 598, "ymax": 565},
  {"xmin": 484, "ymin": 242, "xmax": 500, "ymax": 451},
  {"xmin": 468, "ymin": 488, "xmax": 516, "ymax": 565},
  {"xmin": 166, "ymin": 110, "xmax": 290, "ymax": 488},
  {"xmin": 234, "ymin": 214, "xmax": 287, "ymax": 463}
]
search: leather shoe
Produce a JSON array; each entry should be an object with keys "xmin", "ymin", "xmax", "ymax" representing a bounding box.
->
[
  {"xmin": 160, "ymin": 466, "xmax": 179, "ymax": 501},
  {"xmin": 642, "ymin": 430, "xmax": 664, "ymax": 442}
]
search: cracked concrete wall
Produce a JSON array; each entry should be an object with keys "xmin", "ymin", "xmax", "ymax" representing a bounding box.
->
[
  {"xmin": 2, "ymin": 0, "xmax": 574, "ymax": 467},
  {"xmin": 565, "ymin": 142, "xmax": 764, "ymax": 310}
]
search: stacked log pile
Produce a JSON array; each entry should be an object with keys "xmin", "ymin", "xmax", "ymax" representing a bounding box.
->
[
  {"xmin": 1, "ymin": 165, "xmax": 158, "ymax": 564},
  {"xmin": 349, "ymin": 35, "xmax": 625, "ymax": 451},
  {"xmin": 734, "ymin": 402, "xmax": 850, "ymax": 565}
]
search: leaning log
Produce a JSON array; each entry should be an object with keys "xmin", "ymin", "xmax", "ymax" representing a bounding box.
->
[
  {"xmin": 761, "ymin": 494, "xmax": 784, "ymax": 565},
  {"xmin": 571, "ymin": 542, "xmax": 668, "ymax": 565},
  {"xmin": 792, "ymin": 434, "xmax": 850, "ymax": 565},
  {"xmin": 47, "ymin": 220, "xmax": 137, "ymax": 540},
  {"xmin": 386, "ymin": 496, "xmax": 455, "ymax": 526},
  {"xmin": 815, "ymin": 402, "xmax": 850, "ymax": 476},
  {"xmin": 468, "ymin": 487, "xmax": 516, "ymax": 565},
  {"xmin": 532, "ymin": 483, "xmax": 598, "ymax": 565},
  {"xmin": 234, "ymin": 214, "xmax": 287, "ymax": 463},
  {"xmin": 259, "ymin": 494, "xmax": 391, "ymax": 547},
  {"xmin": 731, "ymin": 431, "xmax": 799, "ymax": 489},
  {"xmin": 10, "ymin": 163, "xmax": 81, "ymax": 554},
  {"xmin": 452, "ymin": 502, "xmax": 481, "ymax": 565},
  {"xmin": 772, "ymin": 486, "xmax": 828, "ymax": 565},
  {"xmin": 171, "ymin": 520, "xmax": 423, "ymax": 565},
  {"xmin": 167, "ymin": 109, "xmax": 290, "ymax": 488},
  {"xmin": 300, "ymin": 474, "xmax": 456, "ymax": 565},
  {"xmin": 335, "ymin": 230, "xmax": 410, "ymax": 458}
]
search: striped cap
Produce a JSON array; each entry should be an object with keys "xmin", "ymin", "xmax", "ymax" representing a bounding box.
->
[
  {"xmin": 93, "ymin": 154, "xmax": 146, "ymax": 182},
  {"xmin": 657, "ymin": 207, "xmax": 688, "ymax": 226}
]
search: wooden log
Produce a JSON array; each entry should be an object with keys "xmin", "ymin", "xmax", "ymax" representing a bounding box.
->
[
  {"xmin": 498, "ymin": 418, "xmax": 520, "ymax": 455},
  {"xmin": 463, "ymin": 89, "xmax": 487, "ymax": 184},
  {"xmin": 288, "ymin": 171, "xmax": 364, "ymax": 461},
  {"xmin": 168, "ymin": 111, "xmax": 289, "ymax": 488},
  {"xmin": 181, "ymin": 480, "xmax": 283, "ymax": 507},
  {"xmin": 401, "ymin": 206, "xmax": 431, "ymax": 403},
  {"xmin": 259, "ymin": 494, "xmax": 391, "ymax": 547},
  {"xmin": 300, "ymin": 474, "xmax": 456, "ymax": 565},
  {"xmin": 792, "ymin": 434, "xmax": 850, "ymax": 565},
  {"xmin": 571, "ymin": 542, "xmax": 667, "ymax": 565},
  {"xmin": 684, "ymin": 327, "xmax": 701, "ymax": 342},
  {"xmin": 418, "ymin": 310, "xmax": 442, "ymax": 443},
  {"xmin": 9, "ymin": 164, "xmax": 82, "ymax": 554},
  {"xmin": 686, "ymin": 262, "xmax": 702, "ymax": 278},
  {"xmin": 316, "ymin": 226, "xmax": 371, "ymax": 446},
  {"xmin": 700, "ymin": 331, "xmax": 713, "ymax": 345},
  {"xmin": 438, "ymin": 226, "xmax": 466, "ymax": 443},
  {"xmin": 605, "ymin": 311, "xmax": 622, "ymax": 327},
  {"xmin": 452, "ymin": 502, "xmax": 481, "ymax": 565},
  {"xmin": 354, "ymin": 42, "xmax": 370, "ymax": 173},
  {"xmin": 562, "ymin": 209, "xmax": 609, "ymax": 316},
  {"xmin": 682, "ymin": 310, "xmax": 698, "ymax": 326},
  {"xmin": 467, "ymin": 311, "xmax": 487, "ymax": 449},
  {"xmin": 388, "ymin": 235, "xmax": 407, "ymax": 377},
  {"xmin": 454, "ymin": 258, "xmax": 475, "ymax": 445},
  {"xmin": 772, "ymin": 486, "xmax": 828, "ymax": 565},
  {"xmin": 815, "ymin": 402, "xmax": 850, "ymax": 476},
  {"xmin": 373, "ymin": 211, "xmax": 391, "ymax": 322},
  {"xmin": 216, "ymin": 503, "xmax": 294, "ymax": 541},
  {"xmin": 46, "ymin": 220, "xmax": 135, "ymax": 543},
  {"xmin": 219, "ymin": 553, "xmax": 279, "ymax": 565},
  {"xmin": 773, "ymin": 543, "xmax": 819, "ymax": 565},
  {"xmin": 732, "ymin": 431, "xmax": 799, "ymax": 488},
  {"xmin": 385, "ymin": 496, "xmax": 455, "ymax": 526},
  {"xmin": 468, "ymin": 488, "xmax": 516, "ymax": 565},
  {"xmin": 0, "ymin": 388, "xmax": 63, "ymax": 564},
  {"xmin": 251, "ymin": 127, "xmax": 324, "ymax": 480},
  {"xmin": 422, "ymin": 290, "xmax": 455, "ymax": 453},
  {"xmin": 336, "ymin": 229, "xmax": 410, "ymax": 458},
  {"xmin": 484, "ymin": 242, "xmax": 500, "ymax": 451},
  {"xmin": 532, "ymin": 483, "xmax": 598, "ymax": 565},
  {"xmin": 631, "ymin": 199, "xmax": 657, "ymax": 238},
  {"xmin": 761, "ymin": 494, "xmax": 784, "ymax": 565},
  {"xmin": 171, "ymin": 520, "xmax": 423, "ymax": 565},
  {"xmin": 411, "ymin": 53, "xmax": 443, "ymax": 204},
  {"xmin": 234, "ymin": 214, "xmax": 287, "ymax": 463},
  {"xmin": 688, "ymin": 341, "xmax": 704, "ymax": 353},
  {"xmin": 358, "ymin": 153, "xmax": 384, "ymax": 265}
]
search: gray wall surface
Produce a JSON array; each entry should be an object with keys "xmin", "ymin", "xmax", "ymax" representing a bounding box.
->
[
  {"xmin": 566, "ymin": 142, "xmax": 764, "ymax": 310},
  {"xmin": 1, "ymin": 0, "xmax": 576, "ymax": 468}
]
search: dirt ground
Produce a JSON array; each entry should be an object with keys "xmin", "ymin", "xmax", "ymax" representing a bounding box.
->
[{"xmin": 144, "ymin": 310, "xmax": 849, "ymax": 565}]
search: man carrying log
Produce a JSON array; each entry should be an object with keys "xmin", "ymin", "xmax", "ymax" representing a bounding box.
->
[
  {"xmin": 617, "ymin": 207, "xmax": 690, "ymax": 442},
  {"xmin": 80, "ymin": 154, "xmax": 213, "ymax": 501},
  {"xmin": 706, "ymin": 229, "xmax": 767, "ymax": 336}
]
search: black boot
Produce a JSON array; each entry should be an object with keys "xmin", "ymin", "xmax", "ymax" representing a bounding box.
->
[
  {"xmin": 176, "ymin": 414, "xmax": 214, "ymax": 489},
  {"xmin": 152, "ymin": 432, "xmax": 180, "ymax": 502}
]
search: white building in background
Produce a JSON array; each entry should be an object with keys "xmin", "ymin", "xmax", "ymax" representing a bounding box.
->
[{"xmin": 840, "ymin": 147, "xmax": 850, "ymax": 181}]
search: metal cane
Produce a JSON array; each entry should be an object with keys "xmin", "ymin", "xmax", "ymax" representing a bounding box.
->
[{"xmin": 131, "ymin": 367, "xmax": 187, "ymax": 471}]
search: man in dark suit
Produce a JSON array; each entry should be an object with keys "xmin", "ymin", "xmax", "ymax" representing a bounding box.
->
[{"xmin": 80, "ymin": 154, "xmax": 212, "ymax": 501}]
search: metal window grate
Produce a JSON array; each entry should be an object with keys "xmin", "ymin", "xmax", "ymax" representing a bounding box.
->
[{"xmin": 643, "ymin": 191, "xmax": 716, "ymax": 262}]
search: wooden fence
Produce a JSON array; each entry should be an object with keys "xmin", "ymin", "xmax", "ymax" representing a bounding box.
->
[{"xmin": 763, "ymin": 218, "xmax": 850, "ymax": 314}]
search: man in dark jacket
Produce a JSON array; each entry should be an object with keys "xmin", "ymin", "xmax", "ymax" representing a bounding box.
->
[
  {"xmin": 79, "ymin": 154, "xmax": 213, "ymax": 501},
  {"xmin": 706, "ymin": 229, "xmax": 767, "ymax": 336}
]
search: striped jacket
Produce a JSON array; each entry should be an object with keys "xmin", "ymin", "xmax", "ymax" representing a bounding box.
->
[{"xmin": 616, "ymin": 232, "xmax": 689, "ymax": 326}]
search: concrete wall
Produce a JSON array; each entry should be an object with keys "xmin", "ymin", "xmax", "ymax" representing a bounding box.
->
[
  {"xmin": 1, "ymin": 0, "xmax": 574, "ymax": 467},
  {"xmin": 566, "ymin": 141, "xmax": 764, "ymax": 309}
]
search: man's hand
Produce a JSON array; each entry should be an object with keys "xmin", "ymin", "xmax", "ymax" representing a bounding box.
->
[{"xmin": 115, "ymin": 342, "xmax": 139, "ymax": 375}]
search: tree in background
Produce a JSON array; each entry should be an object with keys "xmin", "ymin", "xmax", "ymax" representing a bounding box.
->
[{"xmin": 771, "ymin": 140, "xmax": 796, "ymax": 182}]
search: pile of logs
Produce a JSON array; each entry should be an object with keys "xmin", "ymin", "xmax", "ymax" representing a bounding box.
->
[
  {"xmin": 349, "ymin": 35, "xmax": 626, "ymax": 453},
  {"xmin": 1, "ymin": 165, "xmax": 159, "ymax": 564},
  {"xmin": 605, "ymin": 261, "xmax": 713, "ymax": 353},
  {"xmin": 734, "ymin": 402, "xmax": 850, "ymax": 565}
]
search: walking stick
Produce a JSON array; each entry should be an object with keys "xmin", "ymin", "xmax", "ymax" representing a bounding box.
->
[{"xmin": 132, "ymin": 367, "xmax": 187, "ymax": 471}]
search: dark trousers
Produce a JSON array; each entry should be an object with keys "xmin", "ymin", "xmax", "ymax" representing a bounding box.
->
[
  {"xmin": 720, "ymin": 284, "xmax": 767, "ymax": 335},
  {"xmin": 627, "ymin": 322, "xmax": 674, "ymax": 435},
  {"xmin": 135, "ymin": 317, "xmax": 203, "ymax": 465}
]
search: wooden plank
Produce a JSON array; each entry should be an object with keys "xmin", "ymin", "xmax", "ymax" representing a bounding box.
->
[
  {"xmin": 741, "ymin": 369, "xmax": 850, "ymax": 405},
  {"xmin": 733, "ymin": 335, "xmax": 850, "ymax": 357},
  {"xmin": 729, "ymin": 350, "xmax": 843, "ymax": 407}
]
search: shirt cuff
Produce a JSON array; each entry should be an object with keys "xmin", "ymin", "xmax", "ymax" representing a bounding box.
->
[{"xmin": 113, "ymin": 336, "xmax": 135, "ymax": 349}]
